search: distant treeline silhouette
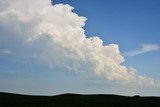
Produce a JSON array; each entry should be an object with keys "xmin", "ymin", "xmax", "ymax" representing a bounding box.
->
[{"xmin": 0, "ymin": 92, "xmax": 160, "ymax": 107}]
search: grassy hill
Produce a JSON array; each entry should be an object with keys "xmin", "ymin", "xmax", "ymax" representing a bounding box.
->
[{"xmin": 0, "ymin": 92, "xmax": 160, "ymax": 107}]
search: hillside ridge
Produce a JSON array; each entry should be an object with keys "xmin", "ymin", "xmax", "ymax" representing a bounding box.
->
[{"xmin": 0, "ymin": 92, "xmax": 160, "ymax": 107}]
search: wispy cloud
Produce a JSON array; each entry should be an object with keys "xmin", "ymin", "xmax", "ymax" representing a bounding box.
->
[
  {"xmin": 124, "ymin": 44, "xmax": 160, "ymax": 56},
  {"xmin": 0, "ymin": 48, "xmax": 13, "ymax": 54}
]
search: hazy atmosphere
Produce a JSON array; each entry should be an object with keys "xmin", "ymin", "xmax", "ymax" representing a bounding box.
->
[{"xmin": 0, "ymin": 0, "xmax": 160, "ymax": 96}]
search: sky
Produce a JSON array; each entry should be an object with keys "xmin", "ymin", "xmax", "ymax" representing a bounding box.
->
[{"xmin": 0, "ymin": 0, "xmax": 160, "ymax": 96}]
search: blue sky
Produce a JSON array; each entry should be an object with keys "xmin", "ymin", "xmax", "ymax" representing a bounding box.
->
[{"xmin": 0, "ymin": 0, "xmax": 160, "ymax": 96}]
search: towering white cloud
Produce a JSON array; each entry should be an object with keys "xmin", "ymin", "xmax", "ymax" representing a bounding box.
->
[{"xmin": 0, "ymin": 0, "xmax": 159, "ymax": 86}]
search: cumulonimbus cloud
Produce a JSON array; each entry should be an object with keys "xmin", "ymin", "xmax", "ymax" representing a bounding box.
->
[{"xmin": 0, "ymin": 0, "xmax": 159, "ymax": 86}]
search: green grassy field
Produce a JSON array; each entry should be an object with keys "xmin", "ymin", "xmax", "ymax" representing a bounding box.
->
[{"xmin": 0, "ymin": 92, "xmax": 160, "ymax": 107}]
